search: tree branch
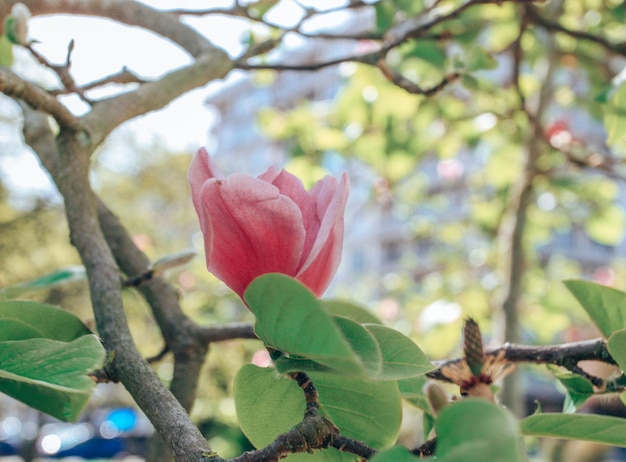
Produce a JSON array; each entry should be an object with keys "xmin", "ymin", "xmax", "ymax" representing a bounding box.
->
[
  {"xmin": 22, "ymin": 106, "xmax": 212, "ymax": 461},
  {"xmin": 427, "ymin": 338, "xmax": 615, "ymax": 383},
  {"xmin": 0, "ymin": 68, "xmax": 81, "ymax": 130},
  {"xmin": 527, "ymin": 5, "xmax": 626, "ymax": 57}
]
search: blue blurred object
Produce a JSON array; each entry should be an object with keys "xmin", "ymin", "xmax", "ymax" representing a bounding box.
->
[
  {"xmin": 54, "ymin": 437, "xmax": 126, "ymax": 459},
  {"xmin": 105, "ymin": 408, "xmax": 137, "ymax": 432},
  {"xmin": 0, "ymin": 441, "xmax": 18, "ymax": 456}
]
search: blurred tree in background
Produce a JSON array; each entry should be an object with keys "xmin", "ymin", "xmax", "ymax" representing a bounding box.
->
[{"xmin": 2, "ymin": 1, "xmax": 626, "ymax": 461}]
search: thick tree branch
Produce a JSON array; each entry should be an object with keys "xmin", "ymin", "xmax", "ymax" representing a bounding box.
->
[
  {"xmin": 85, "ymin": 48, "xmax": 232, "ymax": 149},
  {"xmin": 19, "ymin": 0, "xmax": 216, "ymax": 58},
  {"xmin": 0, "ymin": 67, "xmax": 81, "ymax": 130},
  {"xmin": 22, "ymin": 106, "xmax": 212, "ymax": 462}
]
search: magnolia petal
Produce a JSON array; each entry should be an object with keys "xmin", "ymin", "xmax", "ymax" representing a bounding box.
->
[
  {"xmin": 257, "ymin": 166, "xmax": 280, "ymax": 183},
  {"xmin": 188, "ymin": 148, "xmax": 224, "ymax": 229},
  {"xmin": 297, "ymin": 173, "xmax": 349, "ymax": 295},
  {"xmin": 269, "ymin": 169, "xmax": 320, "ymax": 267},
  {"xmin": 199, "ymin": 173, "xmax": 307, "ymax": 297}
]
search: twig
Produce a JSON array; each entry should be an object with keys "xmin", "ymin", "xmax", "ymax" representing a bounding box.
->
[
  {"xmin": 377, "ymin": 59, "xmax": 460, "ymax": 95},
  {"xmin": 330, "ymin": 435, "xmax": 377, "ymax": 459},
  {"xmin": 411, "ymin": 437, "xmax": 437, "ymax": 457},
  {"xmin": 26, "ymin": 40, "xmax": 92, "ymax": 104},
  {"xmin": 50, "ymin": 66, "xmax": 147, "ymax": 96},
  {"xmin": 527, "ymin": 5, "xmax": 626, "ymax": 57},
  {"xmin": 236, "ymin": 52, "xmax": 377, "ymax": 71},
  {"xmin": 427, "ymin": 338, "xmax": 615, "ymax": 384},
  {"xmin": 196, "ymin": 323, "xmax": 258, "ymax": 343},
  {"xmin": 228, "ymin": 415, "xmax": 340, "ymax": 462},
  {"xmin": 289, "ymin": 372, "xmax": 320, "ymax": 418}
]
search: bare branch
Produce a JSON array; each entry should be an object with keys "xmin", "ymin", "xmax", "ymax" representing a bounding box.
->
[
  {"xmin": 331, "ymin": 436, "xmax": 377, "ymax": 459},
  {"xmin": 25, "ymin": 40, "xmax": 93, "ymax": 104},
  {"xmin": 23, "ymin": 0, "xmax": 216, "ymax": 58},
  {"xmin": 236, "ymin": 51, "xmax": 377, "ymax": 71},
  {"xmin": 427, "ymin": 338, "xmax": 615, "ymax": 384},
  {"xmin": 51, "ymin": 66, "xmax": 147, "ymax": 96},
  {"xmin": 377, "ymin": 59, "xmax": 460, "ymax": 95},
  {"xmin": 527, "ymin": 5, "xmax": 626, "ymax": 57},
  {"xmin": 21, "ymin": 106, "xmax": 212, "ymax": 461},
  {"xmin": 84, "ymin": 48, "xmax": 232, "ymax": 149},
  {"xmin": 0, "ymin": 68, "xmax": 82, "ymax": 130},
  {"xmin": 196, "ymin": 323, "xmax": 257, "ymax": 343}
]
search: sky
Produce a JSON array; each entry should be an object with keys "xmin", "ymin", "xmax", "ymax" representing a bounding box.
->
[{"xmin": 0, "ymin": 0, "xmax": 352, "ymax": 203}]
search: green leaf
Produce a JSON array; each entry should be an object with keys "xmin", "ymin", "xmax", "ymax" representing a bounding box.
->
[
  {"xmin": 322, "ymin": 300, "xmax": 382, "ymax": 324},
  {"xmin": 234, "ymin": 365, "xmax": 402, "ymax": 454},
  {"xmin": 234, "ymin": 364, "xmax": 304, "ymax": 448},
  {"xmin": 310, "ymin": 372, "xmax": 402, "ymax": 449},
  {"xmin": 364, "ymin": 324, "xmax": 434, "ymax": 379},
  {"xmin": 0, "ymin": 335, "xmax": 105, "ymax": 422},
  {"xmin": 0, "ymin": 267, "xmax": 85, "ymax": 298},
  {"xmin": 333, "ymin": 316, "xmax": 382, "ymax": 377},
  {"xmin": 0, "ymin": 300, "xmax": 93, "ymax": 341},
  {"xmin": 435, "ymin": 399, "xmax": 525, "ymax": 462},
  {"xmin": 398, "ymin": 375, "xmax": 431, "ymax": 412},
  {"xmin": 369, "ymin": 446, "xmax": 418, "ymax": 462},
  {"xmin": 404, "ymin": 41, "xmax": 446, "ymax": 69},
  {"xmin": 521, "ymin": 413, "xmax": 626, "ymax": 447},
  {"xmin": 245, "ymin": 274, "xmax": 364, "ymax": 375},
  {"xmin": 564, "ymin": 279, "xmax": 626, "ymax": 337},
  {"xmin": 0, "ymin": 301, "xmax": 104, "ymax": 421},
  {"xmin": 608, "ymin": 329, "xmax": 626, "ymax": 372},
  {"xmin": 467, "ymin": 47, "xmax": 498, "ymax": 72},
  {"xmin": 552, "ymin": 370, "xmax": 594, "ymax": 412},
  {"xmin": 374, "ymin": 3, "xmax": 395, "ymax": 32}
]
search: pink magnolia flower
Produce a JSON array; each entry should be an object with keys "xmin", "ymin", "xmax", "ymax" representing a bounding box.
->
[{"xmin": 188, "ymin": 148, "xmax": 349, "ymax": 298}]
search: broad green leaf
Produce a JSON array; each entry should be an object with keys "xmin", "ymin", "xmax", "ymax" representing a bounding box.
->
[
  {"xmin": 310, "ymin": 371, "xmax": 402, "ymax": 449},
  {"xmin": 521, "ymin": 413, "xmax": 626, "ymax": 447},
  {"xmin": 234, "ymin": 364, "xmax": 304, "ymax": 448},
  {"xmin": 333, "ymin": 316, "xmax": 382, "ymax": 377},
  {"xmin": 322, "ymin": 300, "xmax": 382, "ymax": 325},
  {"xmin": 364, "ymin": 324, "xmax": 434, "ymax": 379},
  {"xmin": 245, "ymin": 274, "xmax": 363, "ymax": 375},
  {"xmin": 0, "ymin": 267, "xmax": 85, "ymax": 298},
  {"xmin": 564, "ymin": 279, "xmax": 626, "ymax": 338},
  {"xmin": 608, "ymin": 329, "xmax": 626, "ymax": 372},
  {"xmin": 435, "ymin": 399, "xmax": 525, "ymax": 462},
  {"xmin": 0, "ymin": 300, "xmax": 92, "ymax": 342},
  {"xmin": 553, "ymin": 370, "xmax": 594, "ymax": 412},
  {"xmin": 0, "ymin": 335, "xmax": 105, "ymax": 422},
  {"xmin": 274, "ymin": 357, "xmax": 336, "ymax": 375},
  {"xmin": 234, "ymin": 365, "xmax": 401, "ymax": 457},
  {"xmin": 274, "ymin": 318, "xmax": 384, "ymax": 379},
  {"xmin": 369, "ymin": 446, "xmax": 418, "ymax": 461}
]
